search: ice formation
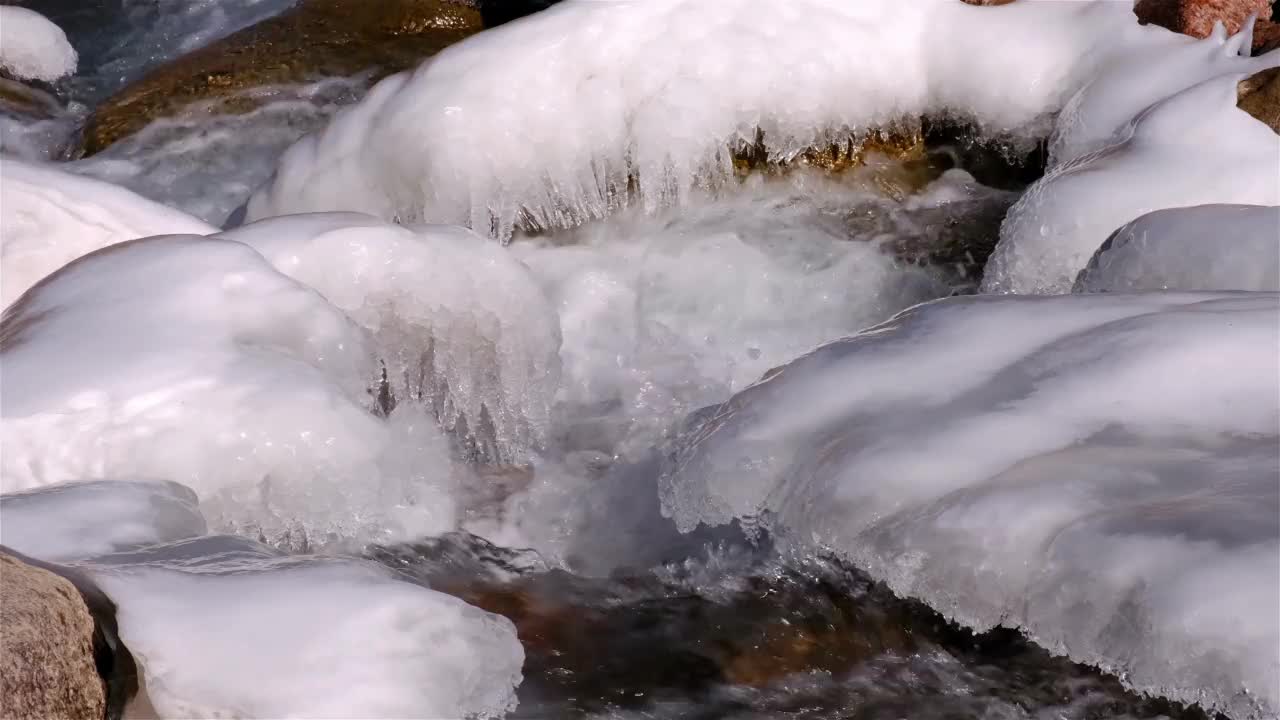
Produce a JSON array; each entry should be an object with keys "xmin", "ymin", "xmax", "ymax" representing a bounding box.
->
[
  {"xmin": 0, "ymin": 6, "xmax": 77, "ymax": 82},
  {"xmin": 218, "ymin": 213, "xmax": 562, "ymax": 463},
  {"xmin": 1049, "ymin": 19, "xmax": 1273, "ymax": 165},
  {"xmin": 245, "ymin": 0, "xmax": 1171, "ymax": 236},
  {"xmin": 0, "ymin": 159, "xmax": 216, "ymax": 308},
  {"xmin": 1075, "ymin": 205, "xmax": 1280, "ymax": 292},
  {"xmin": 510, "ymin": 177, "xmax": 950, "ymax": 458},
  {"xmin": 0, "ymin": 479, "xmax": 206, "ymax": 563},
  {"xmin": 93, "ymin": 551, "xmax": 522, "ymax": 719},
  {"xmin": 984, "ymin": 72, "xmax": 1280, "ymax": 294},
  {"xmin": 661, "ymin": 293, "xmax": 1280, "ymax": 719},
  {"xmin": 0, "ymin": 235, "xmax": 458, "ymax": 541}
]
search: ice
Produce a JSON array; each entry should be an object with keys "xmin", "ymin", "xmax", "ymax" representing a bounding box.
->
[
  {"xmin": 0, "ymin": 159, "xmax": 216, "ymax": 308},
  {"xmin": 660, "ymin": 293, "xmax": 1280, "ymax": 719},
  {"xmin": 984, "ymin": 72, "xmax": 1280, "ymax": 294},
  {"xmin": 1049, "ymin": 20, "xmax": 1273, "ymax": 165},
  {"xmin": 0, "ymin": 234, "xmax": 458, "ymax": 542},
  {"xmin": 87, "ymin": 540, "xmax": 522, "ymax": 719},
  {"xmin": 0, "ymin": 479, "xmax": 206, "ymax": 563},
  {"xmin": 0, "ymin": 6, "xmax": 77, "ymax": 82},
  {"xmin": 509, "ymin": 176, "xmax": 950, "ymax": 459},
  {"xmin": 1075, "ymin": 205, "xmax": 1280, "ymax": 292},
  {"xmin": 218, "ymin": 213, "xmax": 562, "ymax": 463},
  {"xmin": 245, "ymin": 0, "xmax": 1160, "ymax": 236}
]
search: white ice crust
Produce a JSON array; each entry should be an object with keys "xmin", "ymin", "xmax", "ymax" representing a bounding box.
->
[
  {"xmin": 0, "ymin": 6, "xmax": 77, "ymax": 82},
  {"xmin": 661, "ymin": 293, "xmax": 1280, "ymax": 719},
  {"xmin": 1, "ymin": 159, "xmax": 217, "ymax": 308},
  {"xmin": 1074, "ymin": 204, "xmax": 1280, "ymax": 292},
  {"xmin": 246, "ymin": 0, "xmax": 1167, "ymax": 236}
]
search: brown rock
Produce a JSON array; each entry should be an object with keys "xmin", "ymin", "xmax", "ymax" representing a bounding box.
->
[
  {"xmin": 1239, "ymin": 66, "xmax": 1280, "ymax": 133},
  {"xmin": 0, "ymin": 552, "xmax": 105, "ymax": 720},
  {"xmin": 82, "ymin": 0, "xmax": 484, "ymax": 155},
  {"xmin": 960, "ymin": 0, "xmax": 1018, "ymax": 5},
  {"xmin": 1134, "ymin": 0, "xmax": 1273, "ymax": 48}
]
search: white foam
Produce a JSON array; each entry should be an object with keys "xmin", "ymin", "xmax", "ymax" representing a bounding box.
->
[
  {"xmin": 218, "ymin": 213, "xmax": 562, "ymax": 463},
  {"xmin": 660, "ymin": 293, "xmax": 1280, "ymax": 719},
  {"xmin": 0, "ymin": 479, "xmax": 206, "ymax": 563},
  {"xmin": 0, "ymin": 235, "xmax": 457, "ymax": 543},
  {"xmin": 1049, "ymin": 22, "xmax": 1272, "ymax": 166},
  {"xmin": 245, "ymin": 0, "xmax": 1159, "ymax": 236},
  {"xmin": 0, "ymin": 159, "xmax": 216, "ymax": 308},
  {"xmin": 984, "ymin": 72, "xmax": 1280, "ymax": 294},
  {"xmin": 92, "ymin": 550, "xmax": 522, "ymax": 719},
  {"xmin": 1075, "ymin": 204, "xmax": 1280, "ymax": 292},
  {"xmin": 0, "ymin": 6, "xmax": 77, "ymax": 82}
]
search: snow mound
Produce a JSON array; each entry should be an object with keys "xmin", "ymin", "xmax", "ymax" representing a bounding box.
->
[
  {"xmin": 0, "ymin": 159, "xmax": 216, "ymax": 308},
  {"xmin": 0, "ymin": 6, "xmax": 77, "ymax": 82},
  {"xmin": 91, "ymin": 540, "xmax": 522, "ymax": 719},
  {"xmin": 984, "ymin": 71, "xmax": 1280, "ymax": 294},
  {"xmin": 246, "ymin": 0, "xmax": 1172, "ymax": 237},
  {"xmin": 0, "ymin": 235, "xmax": 458, "ymax": 542},
  {"xmin": 0, "ymin": 479, "xmax": 206, "ymax": 563},
  {"xmin": 661, "ymin": 293, "xmax": 1280, "ymax": 719},
  {"xmin": 1075, "ymin": 204, "xmax": 1280, "ymax": 292},
  {"xmin": 218, "ymin": 213, "xmax": 561, "ymax": 463}
]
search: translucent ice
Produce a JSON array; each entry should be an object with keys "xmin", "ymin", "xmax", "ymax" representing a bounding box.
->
[
  {"xmin": 660, "ymin": 293, "xmax": 1280, "ymax": 719},
  {"xmin": 0, "ymin": 479, "xmax": 206, "ymax": 563},
  {"xmin": 1, "ymin": 159, "xmax": 216, "ymax": 308},
  {"xmin": 218, "ymin": 213, "xmax": 562, "ymax": 463},
  {"xmin": 0, "ymin": 6, "xmax": 77, "ymax": 82},
  {"xmin": 0, "ymin": 235, "xmax": 458, "ymax": 542},
  {"xmin": 246, "ymin": 0, "xmax": 1160, "ymax": 236},
  {"xmin": 985, "ymin": 73, "xmax": 1280, "ymax": 294},
  {"xmin": 89, "ymin": 542, "xmax": 523, "ymax": 719},
  {"xmin": 1075, "ymin": 205, "xmax": 1280, "ymax": 292}
]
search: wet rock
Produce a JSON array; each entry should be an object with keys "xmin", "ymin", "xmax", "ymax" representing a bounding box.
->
[
  {"xmin": 731, "ymin": 122, "xmax": 926, "ymax": 177},
  {"xmin": 960, "ymin": 0, "xmax": 1018, "ymax": 5},
  {"xmin": 82, "ymin": 0, "xmax": 484, "ymax": 155},
  {"xmin": 0, "ymin": 551, "xmax": 104, "ymax": 720},
  {"xmin": 1134, "ymin": 0, "xmax": 1279, "ymax": 53},
  {"xmin": 1239, "ymin": 66, "xmax": 1280, "ymax": 133}
]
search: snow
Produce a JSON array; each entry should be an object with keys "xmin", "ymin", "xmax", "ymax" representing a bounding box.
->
[
  {"xmin": 89, "ymin": 541, "xmax": 522, "ymax": 719},
  {"xmin": 983, "ymin": 71, "xmax": 1280, "ymax": 294},
  {"xmin": 0, "ymin": 234, "xmax": 458, "ymax": 543},
  {"xmin": 0, "ymin": 6, "xmax": 77, "ymax": 82},
  {"xmin": 0, "ymin": 479, "xmax": 206, "ymax": 563},
  {"xmin": 1075, "ymin": 204, "xmax": 1280, "ymax": 292},
  {"xmin": 218, "ymin": 213, "xmax": 562, "ymax": 463},
  {"xmin": 245, "ymin": 0, "xmax": 1165, "ymax": 237},
  {"xmin": 0, "ymin": 159, "xmax": 216, "ymax": 308},
  {"xmin": 660, "ymin": 293, "xmax": 1280, "ymax": 720}
]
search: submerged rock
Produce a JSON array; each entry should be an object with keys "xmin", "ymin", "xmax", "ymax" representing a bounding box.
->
[
  {"xmin": 0, "ymin": 551, "xmax": 105, "ymax": 720},
  {"xmin": 82, "ymin": 0, "xmax": 484, "ymax": 154}
]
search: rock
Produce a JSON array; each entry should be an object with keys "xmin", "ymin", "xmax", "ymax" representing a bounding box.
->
[
  {"xmin": 960, "ymin": 0, "xmax": 1018, "ymax": 5},
  {"xmin": 82, "ymin": 0, "xmax": 485, "ymax": 155},
  {"xmin": 0, "ymin": 551, "xmax": 105, "ymax": 720},
  {"xmin": 1134, "ymin": 0, "xmax": 1278, "ymax": 53},
  {"xmin": 1239, "ymin": 66, "xmax": 1280, "ymax": 133}
]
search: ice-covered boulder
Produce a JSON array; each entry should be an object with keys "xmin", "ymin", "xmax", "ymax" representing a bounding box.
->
[
  {"xmin": 0, "ymin": 235, "xmax": 457, "ymax": 541},
  {"xmin": 0, "ymin": 160, "xmax": 216, "ymax": 308},
  {"xmin": 660, "ymin": 292, "xmax": 1280, "ymax": 719},
  {"xmin": 87, "ymin": 537, "xmax": 523, "ymax": 719},
  {"xmin": 0, "ymin": 7, "xmax": 77, "ymax": 82},
  {"xmin": 246, "ymin": 0, "xmax": 1177, "ymax": 237},
  {"xmin": 984, "ymin": 72, "xmax": 1280, "ymax": 294},
  {"xmin": 1074, "ymin": 204, "xmax": 1280, "ymax": 292},
  {"xmin": 0, "ymin": 480, "xmax": 207, "ymax": 563}
]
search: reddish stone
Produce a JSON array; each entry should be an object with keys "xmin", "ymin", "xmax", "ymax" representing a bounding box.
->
[{"xmin": 1134, "ymin": 0, "xmax": 1272, "ymax": 45}]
